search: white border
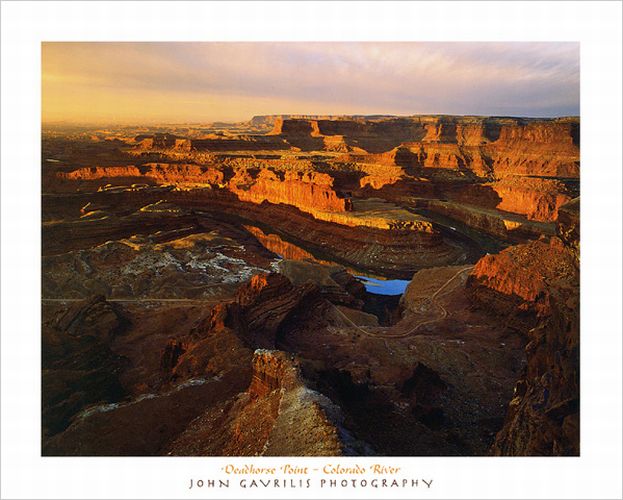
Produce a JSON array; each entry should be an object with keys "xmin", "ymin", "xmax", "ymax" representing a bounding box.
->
[{"xmin": 1, "ymin": 1, "xmax": 622, "ymax": 499}]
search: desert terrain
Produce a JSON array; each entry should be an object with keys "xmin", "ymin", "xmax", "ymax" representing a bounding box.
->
[{"xmin": 42, "ymin": 114, "xmax": 580, "ymax": 456}]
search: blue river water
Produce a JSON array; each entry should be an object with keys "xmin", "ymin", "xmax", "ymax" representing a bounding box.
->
[{"xmin": 355, "ymin": 276, "xmax": 411, "ymax": 296}]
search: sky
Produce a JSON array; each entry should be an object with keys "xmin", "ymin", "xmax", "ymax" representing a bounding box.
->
[{"xmin": 42, "ymin": 42, "xmax": 579, "ymax": 124}]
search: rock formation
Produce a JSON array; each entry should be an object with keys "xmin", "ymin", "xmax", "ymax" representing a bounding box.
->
[
  {"xmin": 216, "ymin": 272, "xmax": 322, "ymax": 348},
  {"xmin": 41, "ymin": 114, "xmax": 580, "ymax": 457},
  {"xmin": 58, "ymin": 163, "xmax": 224, "ymax": 188},
  {"xmin": 467, "ymin": 218, "xmax": 579, "ymax": 455},
  {"xmin": 167, "ymin": 350, "xmax": 357, "ymax": 456},
  {"xmin": 229, "ymin": 167, "xmax": 352, "ymax": 213}
]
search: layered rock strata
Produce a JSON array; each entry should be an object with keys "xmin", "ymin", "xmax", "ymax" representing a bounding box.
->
[{"xmin": 467, "ymin": 221, "xmax": 580, "ymax": 455}]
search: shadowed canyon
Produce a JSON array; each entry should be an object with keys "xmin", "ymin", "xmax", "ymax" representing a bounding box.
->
[{"xmin": 42, "ymin": 114, "xmax": 580, "ymax": 456}]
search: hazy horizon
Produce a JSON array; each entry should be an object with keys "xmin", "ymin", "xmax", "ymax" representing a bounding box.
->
[
  {"xmin": 42, "ymin": 42, "xmax": 580, "ymax": 124},
  {"xmin": 41, "ymin": 112, "xmax": 581, "ymax": 128}
]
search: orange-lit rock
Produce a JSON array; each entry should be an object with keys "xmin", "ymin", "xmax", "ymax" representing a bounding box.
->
[
  {"xmin": 467, "ymin": 236, "xmax": 577, "ymax": 317},
  {"xmin": 485, "ymin": 222, "xmax": 579, "ymax": 455},
  {"xmin": 266, "ymin": 116, "xmax": 578, "ymax": 178},
  {"xmin": 60, "ymin": 165, "xmax": 144, "ymax": 180},
  {"xmin": 58, "ymin": 163, "xmax": 224, "ymax": 187},
  {"xmin": 489, "ymin": 176, "xmax": 572, "ymax": 222},
  {"xmin": 229, "ymin": 167, "xmax": 352, "ymax": 213},
  {"xmin": 42, "ymin": 114, "xmax": 581, "ymax": 457},
  {"xmin": 248, "ymin": 349, "xmax": 300, "ymax": 398}
]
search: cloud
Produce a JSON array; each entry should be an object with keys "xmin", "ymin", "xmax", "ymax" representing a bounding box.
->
[{"xmin": 42, "ymin": 42, "xmax": 579, "ymax": 123}]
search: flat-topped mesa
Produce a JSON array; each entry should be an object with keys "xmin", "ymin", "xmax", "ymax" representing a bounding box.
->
[
  {"xmin": 222, "ymin": 156, "xmax": 315, "ymax": 172},
  {"xmin": 270, "ymin": 115, "xmax": 579, "ymax": 178},
  {"xmin": 398, "ymin": 119, "xmax": 578, "ymax": 178},
  {"xmin": 134, "ymin": 131, "xmax": 290, "ymax": 152},
  {"xmin": 135, "ymin": 133, "xmax": 179, "ymax": 149},
  {"xmin": 270, "ymin": 118, "xmax": 322, "ymax": 136},
  {"xmin": 484, "ymin": 120, "xmax": 579, "ymax": 178},
  {"xmin": 141, "ymin": 163, "xmax": 224, "ymax": 187},
  {"xmin": 227, "ymin": 167, "xmax": 438, "ymax": 233},
  {"xmin": 271, "ymin": 117, "xmax": 425, "ymax": 153},
  {"xmin": 229, "ymin": 167, "xmax": 352, "ymax": 213},
  {"xmin": 439, "ymin": 175, "xmax": 574, "ymax": 222},
  {"xmin": 254, "ymin": 114, "xmax": 397, "ymax": 130},
  {"xmin": 488, "ymin": 176, "xmax": 573, "ymax": 222}
]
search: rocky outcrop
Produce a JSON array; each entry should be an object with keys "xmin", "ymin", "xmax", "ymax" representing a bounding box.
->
[
  {"xmin": 166, "ymin": 349, "xmax": 356, "ymax": 456},
  {"xmin": 229, "ymin": 167, "xmax": 352, "ymax": 213},
  {"xmin": 466, "ymin": 230, "xmax": 579, "ymax": 455},
  {"xmin": 490, "ymin": 176, "xmax": 572, "ymax": 222},
  {"xmin": 276, "ymin": 259, "xmax": 366, "ymax": 308},
  {"xmin": 60, "ymin": 165, "xmax": 145, "ymax": 181},
  {"xmin": 425, "ymin": 199, "xmax": 553, "ymax": 241},
  {"xmin": 248, "ymin": 349, "xmax": 300, "ymax": 398},
  {"xmin": 467, "ymin": 236, "xmax": 578, "ymax": 320},
  {"xmin": 205, "ymin": 273, "xmax": 323, "ymax": 348},
  {"xmin": 439, "ymin": 176, "xmax": 574, "ymax": 222},
  {"xmin": 140, "ymin": 163, "xmax": 224, "ymax": 186},
  {"xmin": 395, "ymin": 142, "xmax": 492, "ymax": 177},
  {"xmin": 492, "ymin": 291, "xmax": 579, "ymax": 455},
  {"xmin": 136, "ymin": 133, "xmax": 179, "ymax": 149},
  {"xmin": 419, "ymin": 117, "xmax": 578, "ymax": 178},
  {"xmin": 160, "ymin": 339, "xmax": 186, "ymax": 375},
  {"xmin": 43, "ymin": 296, "xmax": 256, "ymax": 455},
  {"xmin": 485, "ymin": 120, "xmax": 579, "ymax": 178},
  {"xmin": 43, "ymin": 367, "xmax": 251, "ymax": 456}
]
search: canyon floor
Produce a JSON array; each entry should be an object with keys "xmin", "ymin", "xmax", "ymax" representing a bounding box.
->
[{"xmin": 41, "ymin": 115, "xmax": 580, "ymax": 456}]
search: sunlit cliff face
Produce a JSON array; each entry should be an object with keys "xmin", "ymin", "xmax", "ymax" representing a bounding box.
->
[{"xmin": 42, "ymin": 42, "xmax": 579, "ymax": 124}]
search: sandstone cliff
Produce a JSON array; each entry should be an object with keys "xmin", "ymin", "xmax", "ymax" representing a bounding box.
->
[
  {"xmin": 58, "ymin": 163, "xmax": 224, "ymax": 188},
  {"xmin": 467, "ymin": 223, "xmax": 579, "ymax": 455},
  {"xmin": 229, "ymin": 167, "xmax": 352, "ymax": 213},
  {"xmin": 490, "ymin": 176, "xmax": 572, "ymax": 222},
  {"xmin": 439, "ymin": 176, "xmax": 574, "ymax": 222}
]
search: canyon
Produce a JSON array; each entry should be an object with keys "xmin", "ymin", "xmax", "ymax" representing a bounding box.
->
[{"xmin": 42, "ymin": 114, "xmax": 579, "ymax": 456}]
